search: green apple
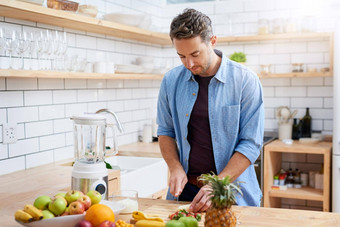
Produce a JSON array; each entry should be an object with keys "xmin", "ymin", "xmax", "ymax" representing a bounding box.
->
[
  {"xmin": 178, "ymin": 216, "xmax": 198, "ymax": 227},
  {"xmin": 33, "ymin": 195, "xmax": 52, "ymax": 210},
  {"xmin": 55, "ymin": 192, "xmax": 66, "ymax": 198},
  {"xmin": 48, "ymin": 197, "xmax": 67, "ymax": 216},
  {"xmin": 86, "ymin": 190, "xmax": 102, "ymax": 205},
  {"xmin": 54, "ymin": 195, "xmax": 68, "ymax": 206},
  {"xmin": 165, "ymin": 220, "xmax": 185, "ymax": 227},
  {"xmin": 42, "ymin": 209, "xmax": 55, "ymax": 219},
  {"xmin": 65, "ymin": 190, "xmax": 82, "ymax": 204}
]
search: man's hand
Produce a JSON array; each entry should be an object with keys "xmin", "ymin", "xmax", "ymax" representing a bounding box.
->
[
  {"xmin": 169, "ymin": 167, "xmax": 188, "ymax": 197},
  {"xmin": 189, "ymin": 185, "xmax": 212, "ymax": 212}
]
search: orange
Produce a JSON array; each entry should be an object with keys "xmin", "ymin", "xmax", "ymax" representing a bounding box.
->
[{"xmin": 85, "ymin": 204, "xmax": 115, "ymax": 227}]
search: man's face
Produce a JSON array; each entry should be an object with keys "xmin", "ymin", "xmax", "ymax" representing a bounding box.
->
[{"xmin": 173, "ymin": 36, "xmax": 214, "ymax": 76}]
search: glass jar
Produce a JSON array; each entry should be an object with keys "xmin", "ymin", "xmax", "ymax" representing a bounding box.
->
[
  {"xmin": 301, "ymin": 16, "xmax": 316, "ymax": 32},
  {"xmin": 284, "ymin": 18, "xmax": 298, "ymax": 33},
  {"xmin": 258, "ymin": 19, "xmax": 269, "ymax": 35},
  {"xmin": 292, "ymin": 63, "xmax": 304, "ymax": 72},
  {"xmin": 260, "ymin": 64, "xmax": 271, "ymax": 74},
  {"xmin": 272, "ymin": 18, "xmax": 284, "ymax": 34}
]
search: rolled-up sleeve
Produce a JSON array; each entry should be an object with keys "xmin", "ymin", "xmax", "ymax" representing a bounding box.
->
[
  {"xmin": 234, "ymin": 71, "xmax": 264, "ymax": 164},
  {"xmin": 157, "ymin": 75, "xmax": 176, "ymax": 139}
]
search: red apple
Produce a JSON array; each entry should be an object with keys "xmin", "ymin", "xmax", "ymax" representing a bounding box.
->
[
  {"xmin": 75, "ymin": 220, "xmax": 93, "ymax": 227},
  {"xmin": 77, "ymin": 195, "xmax": 92, "ymax": 210},
  {"xmin": 61, "ymin": 211, "xmax": 69, "ymax": 216},
  {"xmin": 86, "ymin": 190, "xmax": 102, "ymax": 205},
  {"xmin": 65, "ymin": 190, "xmax": 82, "ymax": 204},
  {"xmin": 99, "ymin": 220, "xmax": 116, "ymax": 227},
  {"xmin": 68, "ymin": 201, "xmax": 85, "ymax": 215}
]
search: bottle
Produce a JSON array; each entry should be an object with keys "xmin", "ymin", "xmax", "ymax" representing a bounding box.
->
[
  {"xmin": 294, "ymin": 168, "xmax": 302, "ymax": 188},
  {"xmin": 292, "ymin": 118, "xmax": 300, "ymax": 140},
  {"xmin": 286, "ymin": 168, "xmax": 294, "ymax": 188},
  {"xmin": 273, "ymin": 175, "xmax": 279, "ymax": 186},
  {"xmin": 301, "ymin": 108, "xmax": 312, "ymax": 138}
]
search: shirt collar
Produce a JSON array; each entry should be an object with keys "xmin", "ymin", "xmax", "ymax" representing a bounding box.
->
[{"xmin": 183, "ymin": 49, "xmax": 228, "ymax": 83}]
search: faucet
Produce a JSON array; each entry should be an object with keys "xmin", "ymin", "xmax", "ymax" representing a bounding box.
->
[{"xmin": 95, "ymin": 108, "xmax": 123, "ymax": 133}]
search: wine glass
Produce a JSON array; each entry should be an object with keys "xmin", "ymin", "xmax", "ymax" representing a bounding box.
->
[
  {"xmin": 0, "ymin": 28, "xmax": 6, "ymax": 68},
  {"xmin": 35, "ymin": 30, "xmax": 47, "ymax": 70},
  {"xmin": 51, "ymin": 30, "xmax": 60, "ymax": 71},
  {"xmin": 43, "ymin": 30, "xmax": 53, "ymax": 70},
  {"xmin": 15, "ymin": 31, "xmax": 29, "ymax": 69},
  {"xmin": 27, "ymin": 31, "xmax": 35, "ymax": 70},
  {"xmin": 59, "ymin": 31, "xmax": 68, "ymax": 71},
  {"xmin": 5, "ymin": 30, "xmax": 17, "ymax": 69}
]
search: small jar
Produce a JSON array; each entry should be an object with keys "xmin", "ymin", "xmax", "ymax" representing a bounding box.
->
[
  {"xmin": 292, "ymin": 63, "xmax": 304, "ymax": 72},
  {"xmin": 258, "ymin": 19, "xmax": 270, "ymax": 35},
  {"xmin": 272, "ymin": 18, "xmax": 284, "ymax": 34},
  {"xmin": 260, "ymin": 64, "xmax": 271, "ymax": 74},
  {"xmin": 279, "ymin": 174, "xmax": 286, "ymax": 186},
  {"xmin": 273, "ymin": 175, "xmax": 279, "ymax": 186},
  {"xmin": 284, "ymin": 18, "xmax": 298, "ymax": 33}
]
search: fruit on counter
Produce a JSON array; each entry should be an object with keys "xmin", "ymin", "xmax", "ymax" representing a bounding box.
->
[
  {"xmin": 42, "ymin": 209, "xmax": 55, "ymax": 219},
  {"xmin": 48, "ymin": 197, "xmax": 67, "ymax": 216},
  {"xmin": 65, "ymin": 190, "xmax": 83, "ymax": 204},
  {"xmin": 168, "ymin": 209, "xmax": 201, "ymax": 221},
  {"xmin": 165, "ymin": 220, "xmax": 185, "ymax": 227},
  {"xmin": 23, "ymin": 204, "xmax": 43, "ymax": 221},
  {"xmin": 54, "ymin": 194, "xmax": 68, "ymax": 206},
  {"xmin": 77, "ymin": 194, "xmax": 92, "ymax": 210},
  {"xmin": 135, "ymin": 220, "xmax": 166, "ymax": 227},
  {"xmin": 99, "ymin": 220, "xmax": 116, "ymax": 227},
  {"xmin": 199, "ymin": 173, "xmax": 243, "ymax": 227},
  {"xmin": 69, "ymin": 201, "xmax": 86, "ymax": 215},
  {"xmin": 178, "ymin": 217, "xmax": 198, "ymax": 227},
  {"xmin": 55, "ymin": 192, "xmax": 66, "ymax": 198},
  {"xmin": 76, "ymin": 220, "xmax": 94, "ymax": 227},
  {"xmin": 115, "ymin": 219, "xmax": 133, "ymax": 227},
  {"xmin": 33, "ymin": 195, "xmax": 52, "ymax": 210},
  {"xmin": 87, "ymin": 190, "xmax": 102, "ymax": 205},
  {"xmin": 132, "ymin": 211, "xmax": 164, "ymax": 222},
  {"xmin": 85, "ymin": 203, "xmax": 115, "ymax": 227},
  {"xmin": 14, "ymin": 210, "xmax": 34, "ymax": 223}
]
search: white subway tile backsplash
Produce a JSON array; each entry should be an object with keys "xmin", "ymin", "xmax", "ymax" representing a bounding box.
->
[
  {"xmin": 307, "ymin": 41, "xmax": 329, "ymax": 52},
  {"xmin": 65, "ymin": 79, "xmax": 87, "ymax": 89},
  {"xmin": 87, "ymin": 102, "xmax": 107, "ymax": 113},
  {"xmin": 124, "ymin": 100, "xmax": 140, "ymax": 111},
  {"xmin": 54, "ymin": 118, "xmax": 73, "ymax": 133},
  {"xmin": 0, "ymin": 78, "xmax": 5, "ymax": 90},
  {"xmin": 324, "ymin": 98, "xmax": 333, "ymax": 108},
  {"xmin": 263, "ymin": 87, "xmax": 274, "ymax": 97},
  {"xmin": 291, "ymin": 77, "xmax": 323, "ymax": 86},
  {"xmin": 132, "ymin": 88, "xmax": 147, "ymax": 99},
  {"xmin": 275, "ymin": 42, "xmax": 307, "ymax": 53},
  {"xmin": 65, "ymin": 132, "xmax": 73, "ymax": 146},
  {"xmin": 0, "ymin": 156, "xmax": 25, "ymax": 175},
  {"xmin": 6, "ymin": 78, "xmax": 37, "ymax": 90},
  {"xmin": 39, "ymin": 105, "xmax": 65, "ymax": 120},
  {"xmin": 259, "ymin": 54, "xmax": 290, "ymax": 64},
  {"xmin": 88, "ymin": 80, "xmax": 107, "ymax": 89},
  {"xmin": 24, "ymin": 91, "xmax": 52, "ymax": 106},
  {"xmin": 26, "ymin": 150, "xmax": 54, "ymax": 169},
  {"xmin": 77, "ymin": 89, "xmax": 98, "ymax": 102},
  {"xmin": 65, "ymin": 103, "xmax": 87, "ymax": 117},
  {"xmin": 116, "ymin": 89, "xmax": 132, "ymax": 100},
  {"xmin": 54, "ymin": 146, "xmax": 74, "ymax": 161},
  {"xmin": 97, "ymin": 38, "xmax": 115, "ymax": 52},
  {"xmin": 291, "ymin": 53, "xmax": 324, "ymax": 64},
  {"xmin": 117, "ymin": 111, "xmax": 132, "ymax": 123},
  {"xmin": 124, "ymin": 80, "xmax": 139, "ymax": 88},
  {"xmin": 312, "ymin": 119, "xmax": 323, "ymax": 131},
  {"xmin": 308, "ymin": 87, "xmax": 333, "ymax": 97},
  {"xmin": 98, "ymin": 89, "xmax": 116, "ymax": 101},
  {"xmin": 107, "ymin": 100, "xmax": 124, "ymax": 112},
  {"xmin": 0, "ymin": 143, "xmax": 8, "ymax": 159},
  {"xmin": 263, "ymin": 97, "xmax": 290, "ymax": 107},
  {"xmin": 324, "ymin": 120, "xmax": 333, "ymax": 131},
  {"xmin": 53, "ymin": 90, "xmax": 77, "ymax": 104},
  {"xmin": 38, "ymin": 79, "xmax": 64, "ymax": 90},
  {"xmin": 311, "ymin": 109, "xmax": 333, "ymax": 120},
  {"xmin": 17, "ymin": 123, "xmax": 25, "ymax": 140},
  {"xmin": 40, "ymin": 134, "xmax": 65, "ymax": 151},
  {"xmin": 8, "ymin": 106, "xmax": 38, "ymax": 123},
  {"xmin": 26, "ymin": 121, "xmax": 53, "ymax": 138},
  {"xmin": 245, "ymin": 44, "xmax": 274, "ymax": 54},
  {"xmin": 76, "ymin": 34, "xmax": 97, "ymax": 49},
  {"xmin": 260, "ymin": 78, "xmax": 290, "ymax": 86},
  {"xmin": 107, "ymin": 80, "xmax": 124, "ymax": 88},
  {"xmin": 324, "ymin": 77, "xmax": 333, "ymax": 86},
  {"xmin": 291, "ymin": 98, "xmax": 323, "ymax": 108},
  {"xmin": 9, "ymin": 138, "xmax": 39, "ymax": 157},
  {"xmin": 0, "ymin": 91, "xmax": 23, "ymax": 108},
  {"xmin": 0, "ymin": 109, "xmax": 7, "ymax": 124}
]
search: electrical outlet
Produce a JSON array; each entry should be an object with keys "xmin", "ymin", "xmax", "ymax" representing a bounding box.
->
[{"xmin": 2, "ymin": 123, "xmax": 17, "ymax": 144}]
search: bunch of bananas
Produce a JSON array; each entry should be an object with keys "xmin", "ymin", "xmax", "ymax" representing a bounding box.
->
[
  {"xmin": 14, "ymin": 204, "xmax": 43, "ymax": 223},
  {"xmin": 132, "ymin": 211, "xmax": 165, "ymax": 227}
]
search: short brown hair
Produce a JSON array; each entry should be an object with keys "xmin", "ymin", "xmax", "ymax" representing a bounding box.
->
[{"xmin": 169, "ymin": 8, "xmax": 213, "ymax": 43}]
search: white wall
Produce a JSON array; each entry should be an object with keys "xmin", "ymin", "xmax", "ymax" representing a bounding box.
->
[{"xmin": 0, "ymin": 0, "xmax": 339, "ymax": 185}]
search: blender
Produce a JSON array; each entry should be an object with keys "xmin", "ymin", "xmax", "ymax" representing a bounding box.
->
[{"xmin": 70, "ymin": 109, "xmax": 123, "ymax": 199}]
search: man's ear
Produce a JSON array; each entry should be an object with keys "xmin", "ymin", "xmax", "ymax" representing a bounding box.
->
[{"xmin": 210, "ymin": 35, "xmax": 217, "ymax": 47}]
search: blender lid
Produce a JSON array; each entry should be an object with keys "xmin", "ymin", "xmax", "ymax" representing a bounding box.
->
[{"xmin": 71, "ymin": 113, "xmax": 107, "ymax": 125}]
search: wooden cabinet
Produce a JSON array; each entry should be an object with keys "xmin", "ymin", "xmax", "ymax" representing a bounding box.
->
[
  {"xmin": 263, "ymin": 140, "xmax": 332, "ymax": 211},
  {"xmin": 108, "ymin": 169, "xmax": 120, "ymax": 195}
]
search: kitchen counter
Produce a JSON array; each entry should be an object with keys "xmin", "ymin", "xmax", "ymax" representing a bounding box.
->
[
  {"xmin": 118, "ymin": 142, "xmax": 161, "ymax": 158},
  {"xmin": 1, "ymin": 142, "xmax": 340, "ymax": 226}
]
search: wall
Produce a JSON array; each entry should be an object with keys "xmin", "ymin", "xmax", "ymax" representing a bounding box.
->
[{"xmin": 0, "ymin": 0, "xmax": 339, "ymax": 210}]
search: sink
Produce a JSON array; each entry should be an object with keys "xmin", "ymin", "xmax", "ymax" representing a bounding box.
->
[{"xmin": 104, "ymin": 156, "xmax": 168, "ymax": 198}]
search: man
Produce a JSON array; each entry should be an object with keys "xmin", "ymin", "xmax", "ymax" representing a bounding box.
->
[{"xmin": 157, "ymin": 8, "xmax": 264, "ymax": 212}]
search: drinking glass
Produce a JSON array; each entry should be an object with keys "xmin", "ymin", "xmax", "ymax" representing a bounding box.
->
[
  {"xmin": 15, "ymin": 31, "xmax": 29, "ymax": 69},
  {"xmin": 0, "ymin": 28, "xmax": 6, "ymax": 68},
  {"xmin": 27, "ymin": 31, "xmax": 35, "ymax": 70},
  {"xmin": 35, "ymin": 30, "xmax": 47, "ymax": 70},
  {"xmin": 59, "ymin": 31, "xmax": 68, "ymax": 71},
  {"xmin": 110, "ymin": 190, "xmax": 138, "ymax": 214},
  {"xmin": 51, "ymin": 30, "xmax": 60, "ymax": 70},
  {"xmin": 43, "ymin": 30, "xmax": 53, "ymax": 70},
  {"xmin": 5, "ymin": 30, "xmax": 17, "ymax": 69}
]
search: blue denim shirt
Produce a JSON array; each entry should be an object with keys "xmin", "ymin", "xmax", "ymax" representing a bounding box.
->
[{"xmin": 157, "ymin": 51, "xmax": 264, "ymax": 206}]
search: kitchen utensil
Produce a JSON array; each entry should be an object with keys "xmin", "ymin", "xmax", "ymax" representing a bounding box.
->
[{"xmin": 289, "ymin": 109, "xmax": 298, "ymax": 120}]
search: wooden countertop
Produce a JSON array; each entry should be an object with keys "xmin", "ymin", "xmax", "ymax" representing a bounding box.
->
[
  {"xmin": 118, "ymin": 142, "xmax": 161, "ymax": 158},
  {"xmin": 1, "ymin": 142, "xmax": 340, "ymax": 226}
]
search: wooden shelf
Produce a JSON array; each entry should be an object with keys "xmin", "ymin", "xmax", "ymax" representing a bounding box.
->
[
  {"xmin": 263, "ymin": 140, "xmax": 332, "ymax": 212},
  {"xmin": 0, "ymin": 69, "xmax": 164, "ymax": 80},
  {"xmin": 269, "ymin": 187, "xmax": 323, "ymax": 201},
  {"xmin": 259, "ymin": 71, "xmax": 332, "ymax": 78},
  {"xmin": 0, "ymin": 0, "xmax": 171, "ymax": 45}
]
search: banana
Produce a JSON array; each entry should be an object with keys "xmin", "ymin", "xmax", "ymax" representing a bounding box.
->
[
  {"xmin": 14, "ymin": 210, "xmax": 34, "ymax": 223},
  {"xmin": 132, "ymin": 211, "xmax": 164, "ymax": 222},
  {"xmin": 23, "ymin": 204, "xmax": 43, "ymax": 221},
  {"xmin": 135, "ymin": 220, "xmax": 165, "ymax": 227}
]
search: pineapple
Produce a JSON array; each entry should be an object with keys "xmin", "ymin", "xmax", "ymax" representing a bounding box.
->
[{"xmin": 199, "ymin": 173, "xmax": 243, "ymax": 227}]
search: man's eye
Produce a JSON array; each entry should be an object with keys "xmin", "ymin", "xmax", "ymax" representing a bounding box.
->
[
  {"xmin": 192, "ymin": 54, "xmax": 199, "ymax": 57},
  {"xmin": 179, "ymin": 56, "xmax": 185, "ymax": 59}
]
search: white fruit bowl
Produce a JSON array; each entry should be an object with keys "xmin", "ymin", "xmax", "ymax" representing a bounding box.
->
[
  {"xmin": 16, "ymin": 213, "xmax": 85, "ymax": 227},
  {"xmin": 16, "ymin": 200, "xmax": 125, "ymax": 227}
]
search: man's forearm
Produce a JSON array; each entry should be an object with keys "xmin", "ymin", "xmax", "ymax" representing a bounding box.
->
[
  {"xmin": 218, "ymin": 152, "xmax": 251, "ymax": 181},
  {"xmin": 158, "ymin": 135, "xmax": 183, "ymax": 172}
]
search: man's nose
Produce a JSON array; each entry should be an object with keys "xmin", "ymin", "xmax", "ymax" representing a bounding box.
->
[{"xmin": 186, "ymin": 57, "xmax": 194, "ymax": 68}]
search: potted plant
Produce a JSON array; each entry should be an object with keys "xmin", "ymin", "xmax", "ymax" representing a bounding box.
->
[{"xmin": 229, "ymin": 52, "xmax": 247, "ymax": 64}]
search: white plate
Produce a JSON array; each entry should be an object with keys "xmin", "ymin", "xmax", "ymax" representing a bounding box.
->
[
  {"xmin": 16, "ymin": 213, "xmax": 85, "ymax": 227},
  {"xmin": 16, "ymin": 200, "xmax": 125, "ymax": 227}
]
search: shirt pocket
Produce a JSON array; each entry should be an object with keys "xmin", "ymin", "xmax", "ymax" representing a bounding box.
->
[{"xmin": 221, "ymin": 105, "xmax": 240, "ymax": 140}]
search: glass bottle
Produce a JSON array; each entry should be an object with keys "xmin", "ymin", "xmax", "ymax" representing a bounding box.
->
[
  {"xmin": 286, "ymin": 168, "xmax": 294, "ymax": 188},
  {"xmin": 292, "ymin": 118, "xmax": 300, "ymax": 140},
  {"xmin": 301, "ymin": 108, "xmax": 312, "ymax": 138}
]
